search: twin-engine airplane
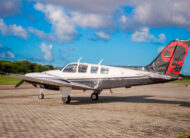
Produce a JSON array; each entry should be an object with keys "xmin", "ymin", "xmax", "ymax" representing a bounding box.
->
[{"xmin": 2, "ymin": 39, "xmax": 190, "ymax": 104}]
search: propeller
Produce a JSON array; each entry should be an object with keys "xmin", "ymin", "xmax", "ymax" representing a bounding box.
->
[{"xmin": 15, "ymin": 80, "xmax": 25, "ymax": 88}]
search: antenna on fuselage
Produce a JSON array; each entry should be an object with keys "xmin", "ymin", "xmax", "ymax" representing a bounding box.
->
[
  {"xmin": 98, "ymin": 59, "xmax": 103, "ymax": 65},
  {"xmin": 77, "ymin": 57, "xmax": 82, "ymax": 63}
]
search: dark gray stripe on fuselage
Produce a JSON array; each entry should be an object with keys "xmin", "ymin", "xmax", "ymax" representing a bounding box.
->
[
  {"xmin": 69, "ymin": 76, "xmax": 169, "ymax": 90},
  {"xmin": 32, "ymin": 76, "xmax": 171, "ymax": 91}
]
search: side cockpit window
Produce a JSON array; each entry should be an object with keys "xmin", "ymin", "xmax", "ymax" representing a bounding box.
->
[
  {"xmin": 63, "ymin": 64, "xmax": 77, "ymax": 72},
  {"xmin": 91, "ymin": 66, "xmax": 98, "ymax": 73},
  {"xmin": 101, "ymin": 67, "xmax": 109, "ymax": 74},
  {"xmin": 78, "ymin": 65, "xmax": 88, "ymax": 73}
]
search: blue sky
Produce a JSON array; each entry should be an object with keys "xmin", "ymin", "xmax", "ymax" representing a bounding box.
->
[{"xmin": 0, "ymin": 0, "xmax": 190, "ymax": 74}]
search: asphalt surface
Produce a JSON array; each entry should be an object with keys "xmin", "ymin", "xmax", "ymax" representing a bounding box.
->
[{"xmin": 0, "ymin": 83, "xmax": 190, "ymax": 138}]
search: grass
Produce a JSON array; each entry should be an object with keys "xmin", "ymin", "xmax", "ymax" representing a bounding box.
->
[
  {"xmin": 170, "ymin": 76, "xmax": 190, "ymax": 84},
  {"xmin": 0, "ymin": 75, "xmax": 23, "ymax": 85},
  {"xmin": 177, "ymin": 129, "xmax": 190, "ymax": 138}
]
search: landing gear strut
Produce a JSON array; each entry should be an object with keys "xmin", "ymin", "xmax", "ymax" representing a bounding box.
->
[
  {"xmin": 38, "ymin": 89, "xmax": 44, "ymax": 99},
  {"xmin": 62, "ymin": 95, "xmax": 71, "ymax": 104},
  {"xmin": 60, "ymin": 87, "xmax": 72, "ymax": 104},
  {"xmin": 38, "ymin": 93, "xmax": 44, "ymax": 99}
]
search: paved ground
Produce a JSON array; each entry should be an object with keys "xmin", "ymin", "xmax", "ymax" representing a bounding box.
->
[{"xmin": 0, "ymin": 83, "xmax": 190, "ymax": 138}]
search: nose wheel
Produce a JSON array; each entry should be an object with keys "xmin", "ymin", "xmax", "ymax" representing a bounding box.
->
[
  {"xmin": 91, "ymin": 93, "xmax": 99, "ymax": 101},
  {"xmin": 62, "ymin": 95, "xmax": 71, "ymax": 104},
  {"xmin": 38, "ymin": 89, "xmax": 45, "ymax": 99}
]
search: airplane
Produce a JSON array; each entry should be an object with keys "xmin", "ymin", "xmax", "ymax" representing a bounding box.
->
[{"xmin": 1, "ymin": 39, "xmax": 190, "ymax": 104}]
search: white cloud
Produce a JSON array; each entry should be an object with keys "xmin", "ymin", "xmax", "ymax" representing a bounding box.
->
[
  {"xmin": 130, "ymin": 0, "xmax": 190, "ymax": 30},
  {"xmin": 6, "ymin": 51, "xmax": 15, "ymax": 58},
  {"xmin": 34, "ymin": 3, "xmax": 76, "ymax": 42},
  {"xmin": 40, "ymin": 0, "xmax": 129, "ymax": 14},
  {"xmin": 34, "ymin": 2, "xmax": 112, "ymax": 42},
  {"xmin": 118, "ymin": 15, "xmax": 128, "ymax": 31},
  {"xmin": 40, "ymin": 43, "xmax": 53, "ymax": 61},
  {"xmin": 0, "ymin": 45, "xmax": 15, "ymax": 59},
  {"xmin": 0, "ymin": 19, "xmax": 9, "ymax": 34},
  {"xmin": 88, "ymin": 32, "xmax": 110, "ymax": 41},
  {"xmin": 38, "ymin": 0, "xmax": 190, "ymax": 32},
  {"xmin": 0, "ymin": 0, "xmax": 21, "ymax": 17},
  {"xmin": 0, "ymin": 18, "xmax": 28, "ymax": 39},
  {"xmin": 96, "ymin": 32, "xmax": 110, "ymax": 40},
  {"xmin": 131, "ymin": 27, "xmax": 166, "ymax": 43},
  {"xmin": 28, "ymin": 27, "xmax": 56, "ymax": 41},
  {"xmin": 119, "ymin": 15, "xmax": 128, "ymax": 24},
  {"xmin": 71, "ymin": 12, "xmax": 112, "ymax": 29},
  {"xmin": 10, "ymin": 24, "xmax": 28, "ymax": 40}
]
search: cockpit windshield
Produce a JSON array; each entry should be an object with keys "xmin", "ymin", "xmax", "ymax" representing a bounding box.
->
[{"xmin": 63, "ymin": 64, "xmax": 77, "ymax": 72}]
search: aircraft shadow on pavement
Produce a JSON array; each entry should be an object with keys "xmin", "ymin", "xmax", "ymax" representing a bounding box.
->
[
  {"xmin": 70, "ymin": 95, "xmax": 190, "ymax": 107},
  {"xmin": 0, "ymin": 93, "xmax": 189, "ymax": 107}
]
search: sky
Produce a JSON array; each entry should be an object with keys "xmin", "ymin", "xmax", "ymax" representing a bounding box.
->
[{"xmin": 0, "ymin": 0, "xmax": 190, "ymax": 74}]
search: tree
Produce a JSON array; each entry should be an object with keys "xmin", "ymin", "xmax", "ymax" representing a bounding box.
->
[{"xmin": 0, "ymin": 60, "xmax": 57, "ymax": 74}]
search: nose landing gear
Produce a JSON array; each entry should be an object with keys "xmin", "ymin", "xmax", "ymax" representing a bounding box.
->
[
  {"xmin": 38, "ymin": 89, "xmax": 44, "ymax": 99},
  {"xmin": 38, "ymin": 93, "xmax": 44, "ymax": 99}
]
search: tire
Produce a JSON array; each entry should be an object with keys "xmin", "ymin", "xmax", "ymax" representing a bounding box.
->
[
  {"xmin": 62, "ymin": 95, "xmax": 71, "ymax": 104},
  {"xmin": 38, "ymin": 93, "xmax": 44, "ymax": 99},
  {"xmin": 91, "ymin": 93, "xmax": 99, "ymax": 101}
]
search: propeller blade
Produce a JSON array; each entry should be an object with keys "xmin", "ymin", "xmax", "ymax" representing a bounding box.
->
[{"xmin": 15, "ymin": 80, "xmax": 25, "ymax": 88}]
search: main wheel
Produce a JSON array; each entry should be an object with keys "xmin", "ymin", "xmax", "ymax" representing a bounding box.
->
[
  {"xmin": 62, "ymin": 95, "xmax": 71, "ymax": 104},
  {"xmin": 91, "ymin": 93, "xmax": 99, "ymax": 101},
  {"xmin": 38, "ymin": 93, "xmax": 44, "ymax": 99}
]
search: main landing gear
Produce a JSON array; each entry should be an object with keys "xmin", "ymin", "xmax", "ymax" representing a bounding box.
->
[
  {"xmin": 62, "ymin": 95, "xmax": 71, "ymax": 104},
  {"xmin": 38, "ymin": 87, "xmax": 102, "ymax": 104},
  {"xmin": 91, "ymin": 93, "xmax": 99, "ymax": 101},
  {"xmin": 90, "ymin": 90, "xmax": 101, "ymax": 101},
  {"xmin": 60, "ymin": 87, "xmax": 72, "ymax": 104},
  {"xmin": 60, "ymin": 89, "xmax": 102, "ymax": 104}
]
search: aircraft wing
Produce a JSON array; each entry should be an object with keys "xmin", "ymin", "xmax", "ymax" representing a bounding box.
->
[{"xmin": 8, "ymin": 74, "xmax": 94, "ymax": 90}]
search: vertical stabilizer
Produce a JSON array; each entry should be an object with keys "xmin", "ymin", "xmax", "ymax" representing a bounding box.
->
[{"xmin": 146, "ymin": 39, "xmax": 190, "ymax": 76}]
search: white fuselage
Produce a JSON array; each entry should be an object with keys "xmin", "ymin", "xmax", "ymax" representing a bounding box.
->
[
  {"xmin": 26, "ymin": 62, "xmax": 149, "ymax": 79},
  {"xmin": 25, "ymin": 62, "xmax": 171, "ymax": 90}
]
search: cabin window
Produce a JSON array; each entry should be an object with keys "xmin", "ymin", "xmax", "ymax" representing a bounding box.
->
[
  {"xmin": 63, "ymin": 64, "xmax": 77, "ymax": 72},
  {"xmin": 78, "ymin": 65, "xmax": 88, "ymax": 73},
  {"xmin": 91, "ymin": 66, "xmax": 98, "ymax": 73},
  {"xmin": 101, "ymin": 67, "xmax": 109, "ymax": 74}
]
